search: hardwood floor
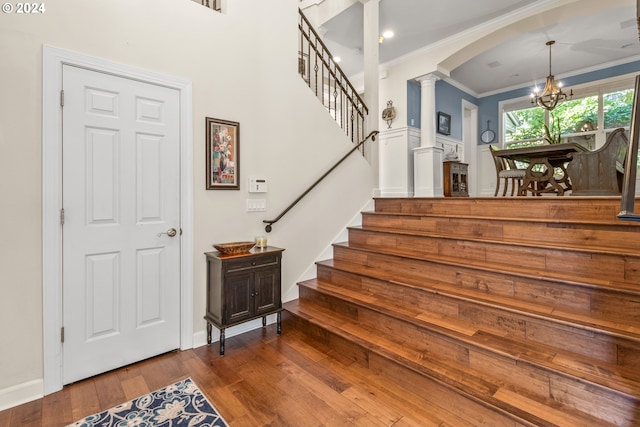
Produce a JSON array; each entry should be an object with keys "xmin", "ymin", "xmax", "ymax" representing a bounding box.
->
[{"xmin": 0, "ymin": 325, "xmax": 460, "ymax": 427}]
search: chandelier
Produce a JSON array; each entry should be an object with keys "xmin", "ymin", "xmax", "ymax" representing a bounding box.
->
[{"xmin": 531, "ymin": 40, "xmax": 572, "ymax": 111}]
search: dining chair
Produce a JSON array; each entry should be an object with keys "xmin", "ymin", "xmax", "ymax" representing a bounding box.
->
[{"xmin": 490, "ymin": 145, "xmax": 527, "ymax": 196}]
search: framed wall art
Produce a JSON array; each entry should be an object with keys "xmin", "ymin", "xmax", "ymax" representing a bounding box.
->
[
  {"xmin": 206, "ymin": 117, "xmax": 239, "ymax": 190},
  {"xmin": 437, "ymin": 111, "xmax": 451, "ymax": 136}
]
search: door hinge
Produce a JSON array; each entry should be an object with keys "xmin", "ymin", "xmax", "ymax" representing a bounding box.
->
[
  {"xmin": 61, "ymin": 327, "xmax": 65, "ymax": 343},
  {"xmin": 60, "ymin": 208, "xmax": 65, "ymax": 225},
  {"xmin": 60, "ymin": 89, "xmax": 64, "ymax": 107}
]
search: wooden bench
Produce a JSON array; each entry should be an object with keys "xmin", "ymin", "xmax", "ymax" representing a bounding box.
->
[{"xmin": 566, "ymin": 128, "xmax": 628, "ymax": 196}]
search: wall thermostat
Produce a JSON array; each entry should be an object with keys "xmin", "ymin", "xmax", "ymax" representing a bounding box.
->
[{"xmin": 249, "ymin": 177, "xmax": 268, "ymax": 193}]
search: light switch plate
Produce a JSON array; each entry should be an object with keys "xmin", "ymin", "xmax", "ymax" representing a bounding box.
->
[{"xmin": 246, "ymin": 199, "xmax": 266, "ymax": 212}]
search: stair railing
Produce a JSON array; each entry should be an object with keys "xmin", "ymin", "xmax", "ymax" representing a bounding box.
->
[
  {"xmin": 298, "ymin": 9, "xmax": 368, "ymax": 144},
  {"xmin": 197, "ymin": 0, "xmax": 221, "ymax": 12},
  {"xmin": 618, "ymin": 75, "xmax": 640, "ymax": 221},
  {"xmin": 263, "ymin": 130, "xmax": 379, "ymax": 233}
]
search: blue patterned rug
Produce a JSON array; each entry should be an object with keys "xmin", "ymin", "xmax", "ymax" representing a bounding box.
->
[{"xmin": 67, "ymin": 377, "xmax": 229, "ymax": 426}]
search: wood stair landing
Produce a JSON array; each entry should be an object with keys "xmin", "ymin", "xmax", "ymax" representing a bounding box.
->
[{"xmin": 283, "ymin": 197, "xmax": 640, "ymax": 427}]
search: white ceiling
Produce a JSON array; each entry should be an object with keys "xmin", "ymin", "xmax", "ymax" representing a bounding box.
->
[{"xmin": 317, "ymin": 0, "xmax": 640, "ymax": 96}]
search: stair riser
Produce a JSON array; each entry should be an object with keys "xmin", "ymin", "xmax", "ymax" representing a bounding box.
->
[
  {"xmin": 373, "ymin": 198, "xmax": 626, "ymax": 223},
  {"xmin": 329, "ymin": 245, "xmax": 640, "ymax": 323},
  {"xmin": 282, "ymin": 310, "xmax": 528, "ymax": 427},
  {"xmin": 297, "ymin": 286, "xmax": 636, "ymax": 426},
  {"xmin": 317, "ymin": 265, "xmax": 640, "ymax": 362},
  {"xmin": 362, "ymin": 213, "xmax": 640, "ymax": 253},
  {"xmin": 347, "ymin": 228, "xmax": 640, "ymax": 284}
]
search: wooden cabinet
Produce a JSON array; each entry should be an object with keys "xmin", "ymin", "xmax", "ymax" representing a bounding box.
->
[
  {"xmin": 443, "ymin": 161, "xmax": 469, "ymax": 197},
  {"xmin": 204, "ymin": 246, "xmax": 284, "ymax": 355}
]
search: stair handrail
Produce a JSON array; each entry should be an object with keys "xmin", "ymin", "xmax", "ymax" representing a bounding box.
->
[
  {"xmin": 263, "ymin": 130, "xmax": 379, "ymax": 233},
  {"xmin": 197, "ymin": 0, "xmax": 220, "ymax": 11},
  {"xmin": 298, "ymin": 8, "xmax": 368, "ymax": 143},
  {"xmin": 618, "ymin": 74, "xmax": 640, "ymax": 221}
]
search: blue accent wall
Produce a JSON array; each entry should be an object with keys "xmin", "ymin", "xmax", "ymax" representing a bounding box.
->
[
  {"xmin": 407, "ymin": 80, "xmax": 421, "ymax": 128},
  {"xmin": 406, "ymin": 79, "xmax": 478, "ymax": 140},
  {"xmin": 408, "ymin": 61, "xmax": 640, "ymax": 145},
  {"xmin": 435, "ymin": 80, "xmax": 478, "ymax": 140}
]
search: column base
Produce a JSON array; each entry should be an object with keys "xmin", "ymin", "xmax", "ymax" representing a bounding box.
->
[{"xmin": 413, "ymin": 146, "xmax": 444, "ymax": 197}]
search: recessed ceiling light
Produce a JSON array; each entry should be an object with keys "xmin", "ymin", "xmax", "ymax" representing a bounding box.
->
[
  {"xmin": 382, "ymin": 30, "xmax": 394, "ymax": 39},
  {"xmin": 333, "ymin": 56, "xmax": 341, "ymax": 63}
]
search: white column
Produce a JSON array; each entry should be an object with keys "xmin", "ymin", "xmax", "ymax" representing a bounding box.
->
[
  {"xmin": 417, "ymin": 74, "xmax": 439, "ymax": 147},
  {"xmin": 413, "ymin": 73, "xmax": 443, "ymax": 197},
  {"xmin": 362, "ymin": 0, "xmax": 379, "ymax": 134},
  {"xmin": 361, "ymin": 0, "xmax": 379, "ymax": 185}
]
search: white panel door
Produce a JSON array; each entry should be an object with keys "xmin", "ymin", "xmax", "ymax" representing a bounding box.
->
[{"xmin": 62, "ymin": 65, "xmax": 181, "ymax": 384}]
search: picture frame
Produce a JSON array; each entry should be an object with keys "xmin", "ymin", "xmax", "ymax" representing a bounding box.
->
[
  {"xmin": 206, "ymin": 117, "xmax": 239, "ymax": 190},
  {"xmin": 437, "ymin": 112, "xmax": 451, "ymax": 136}
]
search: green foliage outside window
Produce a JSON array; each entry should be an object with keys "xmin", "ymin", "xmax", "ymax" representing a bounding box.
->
[
  {"xmin": 504, "ymin": 87, "xmax": 638, "ymax": 169},
  {"xmin": 604, "ymin": 89, "xmax": 634, "ymax": 129},
  {"xmin": 550, "ymin": 96, "xmax": 598, "ymax": 134},
  {"xmin": 505, "ymin": 106, "xmax": 544, "ymax": 143},
  {"xmin": 505, "ymin": 89, "xmax": 634, "ymax": 147}
]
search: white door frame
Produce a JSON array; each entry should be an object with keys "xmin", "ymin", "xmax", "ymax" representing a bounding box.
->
[
  {"xmin": 42, "ymin": 45, "xmax": 194, "ymax": 395},
  {"xmin": 461, "ymin": 99, "xmax": 479, "ymax": 196}
]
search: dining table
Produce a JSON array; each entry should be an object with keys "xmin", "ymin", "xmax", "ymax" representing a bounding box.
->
[{"xmin": 492, "ymin": 142, "xmax": 589, "ymax": 196}]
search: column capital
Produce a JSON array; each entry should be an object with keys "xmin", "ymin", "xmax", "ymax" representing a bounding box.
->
[{"xmin": 415, "ymin": 74, "xmax": 440, "ymax": 86}]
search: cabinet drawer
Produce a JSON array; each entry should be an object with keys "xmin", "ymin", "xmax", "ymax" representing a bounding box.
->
[
  {"xmin": 450, "ymin": 163, "xmax": 467, "ymax": 173},
  {"xmin": 224, "ymin": 254, "xmax": 280, "ymax": 273}
]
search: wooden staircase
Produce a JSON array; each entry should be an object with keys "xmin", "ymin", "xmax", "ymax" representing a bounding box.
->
[{"xmin": 283, "ymin": 197, "xmax": 640, "ymax": 427}]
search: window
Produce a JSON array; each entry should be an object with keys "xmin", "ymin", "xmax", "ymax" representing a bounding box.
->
[
  {"xmin": 604, "ymin": 89, "xmax": 634, "ymax": 130},
  {"xmin": 504, "ymin": 105, "xmax": 544, "ymax": 148},
  {"xmin": 501, "ymin": 76, "xmax": 635, "ymax": 151}
]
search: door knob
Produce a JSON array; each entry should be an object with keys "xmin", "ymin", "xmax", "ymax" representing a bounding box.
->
[{"xmin": 158, "ymin": 228, "xmax": 178, "ymax": 237}]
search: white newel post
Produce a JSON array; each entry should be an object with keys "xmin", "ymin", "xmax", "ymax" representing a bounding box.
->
[
  {"xmin": 414, "ymin": 74, "xmax": 443, "ymax": 197},
  {"xmin": 378, "ymin": 127, "xmax": 421, "ymax": 197}
]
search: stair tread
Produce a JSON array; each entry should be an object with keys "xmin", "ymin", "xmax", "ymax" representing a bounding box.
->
[
  {"xmin": 371, "ymin": 197, "xmax": 640, "ymax": 224},
  {"xmin": 363, "ymin": 209, "xmax": 640, "ymax": 227},
  {"xmin": 297, "ymin": 277, "xmax": 640, "ymax": 397},
  {"xmin": 288, "ymin": 198, "xmax": 640, "ymax": 426},
  {"xmin": 350, "ymin": 223, "xmax": 640, "ymax": 258},
  {"xmin": 332, "ymin": 241, "xmax": 640, "ymax": 296},
  {"xmin": 284, "ymin": 299, "xmax": 618, "ymax": 427}
]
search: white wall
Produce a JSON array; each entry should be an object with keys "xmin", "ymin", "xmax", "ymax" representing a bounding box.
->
[{"xmin": 0, "ymin": 0, "xmax": 377, "ymax": 406}]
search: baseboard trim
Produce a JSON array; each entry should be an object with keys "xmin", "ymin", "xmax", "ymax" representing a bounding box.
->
[{"xmin": 0, "ymin": 379, "xmax": 43, "ymax": 412}]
